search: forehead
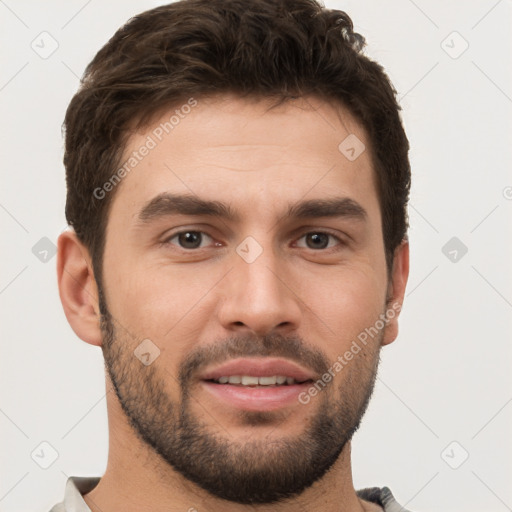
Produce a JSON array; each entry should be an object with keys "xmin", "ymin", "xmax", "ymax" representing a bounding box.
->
[{"xmin": 108, "ymin": 93, "xmax": 379, "ymax": 225}]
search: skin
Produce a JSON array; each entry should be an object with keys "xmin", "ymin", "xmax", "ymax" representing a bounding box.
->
[{"xmin": 57, "ymin": 93, "xmax": 409, "ymax": 512}]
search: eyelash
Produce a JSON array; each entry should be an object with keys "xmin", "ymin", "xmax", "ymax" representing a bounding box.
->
[{"xmin": 160, "ymin": 229, "xmax": 346, "ymax": 252}]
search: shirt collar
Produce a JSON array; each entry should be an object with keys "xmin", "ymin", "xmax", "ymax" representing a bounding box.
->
[
  {"xmin": 60, "ymin": 477, "xmax": 406, "ymax": 512},
  {"xmin": 61, "ymin": 476, "xmax": 100, "ymax": 511}
]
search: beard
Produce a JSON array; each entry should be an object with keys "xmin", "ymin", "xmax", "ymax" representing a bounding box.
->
[{"xmin": 99, "ymin": 291, "xmax": 382, "ymax": 505}]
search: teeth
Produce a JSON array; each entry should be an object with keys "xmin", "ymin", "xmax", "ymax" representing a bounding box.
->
[
  {"xmin": 213, "ymin": 375, "xmax": 299, "ymax": 386},
  {"xmin": 241, "ymin": 376, "xmax": 259, "ymax": 386}
]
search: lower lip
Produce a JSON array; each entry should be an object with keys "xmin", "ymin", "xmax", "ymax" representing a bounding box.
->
[{"xmin": 200, "ymin": 381, "xmax": 311, "ymax": 411}]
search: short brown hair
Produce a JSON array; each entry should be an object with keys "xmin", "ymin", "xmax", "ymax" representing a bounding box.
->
[{"xmin": 63, "ymin": 0, "xmax": 410, "ymax": 286}]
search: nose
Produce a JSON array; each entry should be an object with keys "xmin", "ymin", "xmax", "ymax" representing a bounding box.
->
[{"xmin": 217, "ymin": 244, "xmax": 302, "ymax": 337}]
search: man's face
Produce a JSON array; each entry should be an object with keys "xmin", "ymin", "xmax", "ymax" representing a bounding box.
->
[{"xmin": 99, "ymin": 94, "xmax": 392, "ymax": 504}]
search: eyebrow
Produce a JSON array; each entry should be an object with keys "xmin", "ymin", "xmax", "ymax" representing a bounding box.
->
[
  {"xmin": 136, "ymin": 193, "xmax": 241, "ymax": 224},
  {"xmin": 135, "ymin": 192, "xmax": 367, "ymax": 225}
]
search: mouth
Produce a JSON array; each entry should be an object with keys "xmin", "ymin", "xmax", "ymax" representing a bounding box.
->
[
  {"xmin": 198, "ymin": 358, "xmax": 316, "ymax": 411},
  {"xmin": 205, "ymin": 375, "xmax": 312, "ymax": 386}
]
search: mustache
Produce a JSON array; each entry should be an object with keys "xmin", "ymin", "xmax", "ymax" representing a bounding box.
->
[{"xmin": 178, "ymin": 332, "xmax": 330, "ymax": 387}]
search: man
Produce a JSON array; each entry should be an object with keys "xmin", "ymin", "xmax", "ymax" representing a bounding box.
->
[{"xmin": 52, "ymin": 0, "xmax": 411, "ymax": 510}]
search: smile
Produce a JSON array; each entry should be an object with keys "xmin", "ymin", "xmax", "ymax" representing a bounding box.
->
[{"xmin": 208, "ymin": 375, "xmax": 310, "ymax": 386}]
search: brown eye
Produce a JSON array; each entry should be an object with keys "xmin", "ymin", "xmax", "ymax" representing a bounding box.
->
[
  {"xmin": 296, "ymin": 232, "xmax": 342, "ymax": 250},
  {"xmin": 165, "ymin": 231, "xmax": 213, "ymax": 249},
  {"xmin": 305, "ymin": 233, "xmax": 329, "ymax": 249}
]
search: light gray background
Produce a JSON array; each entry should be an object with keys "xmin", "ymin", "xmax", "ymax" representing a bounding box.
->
[{"xmin": 1, "ymin": 1, "xmax": 511, "ymax": 511}]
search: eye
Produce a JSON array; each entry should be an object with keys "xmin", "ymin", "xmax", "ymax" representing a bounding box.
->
[
  {"xmin": 295, "ymin": 231, "xmax": 344, "ymax": 250},
  {"xmin": 163, "ymin": 230, "xmax": 216, "ymax": 250}
]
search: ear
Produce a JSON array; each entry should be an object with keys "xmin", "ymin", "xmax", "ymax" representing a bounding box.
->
[
  {"xmin": 57, "ymin": 230, "xmax": 102, "ymax": 347},
  {"xmin": 381, "ymin": 239, "xmax": 409, "ymax": 346}
]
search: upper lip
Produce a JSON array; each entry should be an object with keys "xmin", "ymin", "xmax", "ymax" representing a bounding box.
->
[{"xmin": 199, "ymin": 358, "xmax": 316, "ymax": 382}]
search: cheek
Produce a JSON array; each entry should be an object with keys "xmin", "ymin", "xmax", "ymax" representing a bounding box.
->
[
  {"xmin": 300, "ymin": 263, "xmax": 386, "ymax": 345},
  {"xmin": 105, "ymin": 258, "xmax": 221, "ymax": 342}
]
